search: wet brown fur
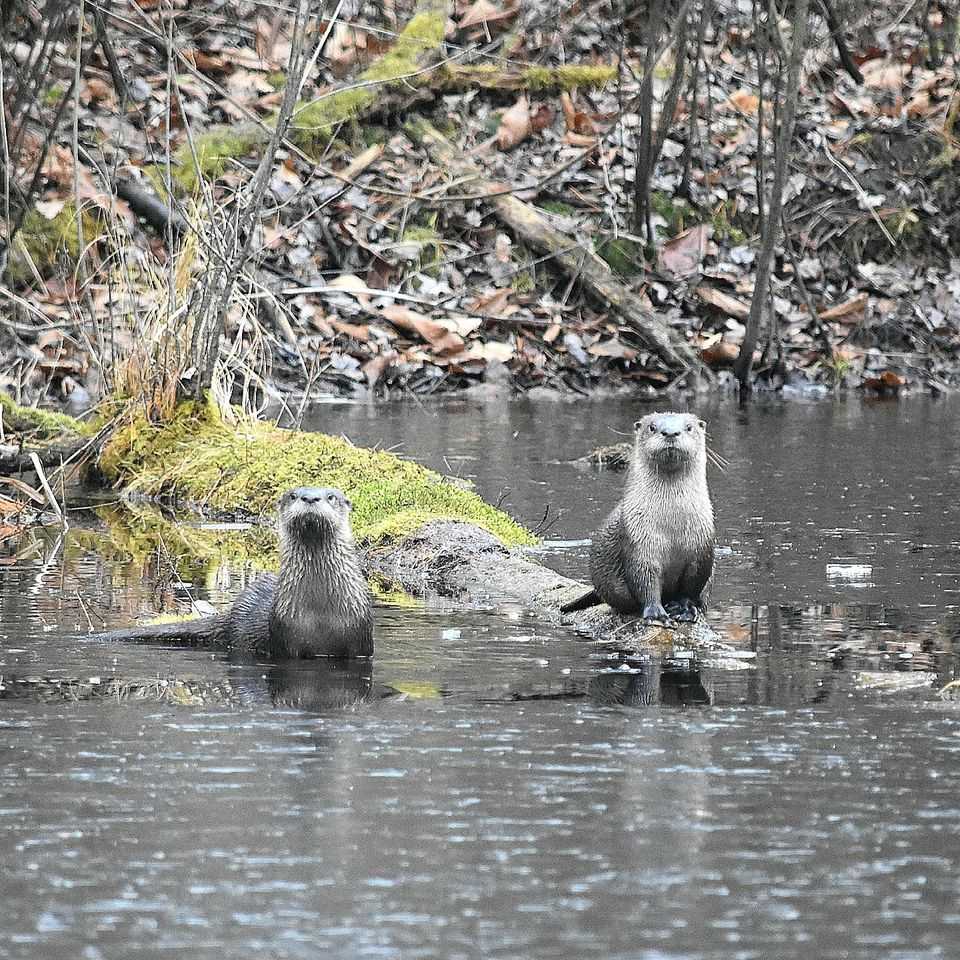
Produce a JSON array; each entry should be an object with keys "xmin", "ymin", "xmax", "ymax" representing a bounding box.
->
[
  {"xmin": 94, "ymin": 487, "xmax": 373, "ymax": 658},
  {"xmin": 562, "ymin": 412, "xmax": 715, "ymax": 619}
]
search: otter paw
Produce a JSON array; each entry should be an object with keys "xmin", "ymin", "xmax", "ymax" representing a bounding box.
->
[
  {"xmin": 642, "ymin": 602, "xmax": 669, "ymax": 621},
  {"xmin": 673, "ymin": 599, "xmax": 700, "ymax": 622}
]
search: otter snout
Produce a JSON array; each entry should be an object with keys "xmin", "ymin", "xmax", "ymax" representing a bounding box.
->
[
  {"xmin": 279, "ymin": 487, "xmax": 353, "ymax": 539},
  {"xmin": 634, "ymin": 412, "xmax": 706, "ymax": 470},
  {"xmin": 287, "ymin": 487, "xmax": 352, "ymax": 510}
]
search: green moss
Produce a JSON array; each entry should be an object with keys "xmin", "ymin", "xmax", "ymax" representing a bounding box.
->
[
  {"xmin": 0, "ymin": 392, "xmax": 90, "ymax": 439},
  {"xmin": 709, "ymin": 199, "xmax": 748, "ymax": 244},
  {"xmin": 598, "ymin": 237, "xmax": 643, "ymax": 276},
  {"xmin": 99, "ymin": 399, "xmax": 534, "ymax": 547},
  {"xmin": 43, "ymin": 83, "xmax": 66, "ymax": 107},
  {"xmin": 266, "ymin": 71, "xmax": 286, "ymax": 90},
  {"xmin": 880, "ymin": 205, "xmax": 921, "ymax": 240},
  {"xmin": 172, "ymin": 124, "xmax": 265, "ymax": 194},
  {"xmin": 651, "ymin": 191, "xmax": 693, "ymax": 236},
  {"xmin": 521, "ymin": 64, "xmax": 615, "ymax": 91},
  {"xmin": 8, "ymin": 202, "xmax": 96, "ymax": 283},
  {"xmin": 370, "ymin": 575, "xmax": 422, "ymax": 607},
  {"xmin": 402, "ymin": 223, "xmax": 442, "ymax": 277},
  {"xmin": 292, "ymin": 2, "xmax": 445, "ymax": 152},
  {"xmin": 539, "ymin": 201, "xmax": 577, "ymax": 216}
]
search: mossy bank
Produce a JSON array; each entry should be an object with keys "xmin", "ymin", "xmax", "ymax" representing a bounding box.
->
[{"xmin": 97, "ymin": 397, "xmax": 534, "ymax": 546}]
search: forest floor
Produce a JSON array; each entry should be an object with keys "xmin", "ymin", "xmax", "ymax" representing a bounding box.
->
[{"xmin": 3, "ymin": 0, "xmax": 960, "ymax": 411}]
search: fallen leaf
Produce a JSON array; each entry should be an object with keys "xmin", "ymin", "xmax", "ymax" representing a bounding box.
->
[
  {"xmin": 496, "ymin": 96, "xmax": 531, "ymax": 150},
  {"xmin": 530, "ymin": 104, "xmax": 554, "ymax": 132},
  {"xmin": 331, "ymin": 320, "xmax": 370, "ymax": 341},
  {"xmin": 697, "ymin": 285, "xmax": 750, "ymax": 321},
  {"xmin": 459, "ymin": 0, "xmax": 500, "ymax": 29},
  {"xmin": 700, "ymin": 340, "xmax": 739, "ymax": 367},
  {"xmin": 862, "ymin": 370, "xmax": 906, "ymax": 393},
  {"xmin": 819, "ymin": 293, "xmax": 868, "ymax": 323},
  {"xmin": 380, "ymin": 305, "xmax": 465, "ymax": 355},
  {"xmin": 465, "ymin": 339, "xmax": 514, "ymax": 362},
  {"xmin": 363, "ymin": 350, "xmax": 397, "ymax": 388},
  {"xmin": 587, "ymin": 338, "xmax": 637, "ymax": 360},
  {"xmin": 35, "ymin": 199, "xmax": 65, "ymax": 220},
  {"xmin": 327, "ymin": 274, "xmax": 372, "ymax": 307},
  {"xmin": 660, "ymin": 224, "xmax": 709, "ymax": 278},
  {"xmin": 726, "ymin": 89, "xmax": 759, "ymax": 114}
]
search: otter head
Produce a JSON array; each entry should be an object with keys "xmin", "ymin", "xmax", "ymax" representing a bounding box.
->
[
  {"xmin": 633, "ymin": 412, "xmax": 706, "ymax": 473},
  {"xmin": 278, "ymin": 486, "xmax": 353, "ymax": 547}
]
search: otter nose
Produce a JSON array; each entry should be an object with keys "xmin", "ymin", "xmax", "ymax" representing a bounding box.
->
[
  {"xmin": 293, "ymin": 487, "xmax": 324, "ymax": 503},
  {"xmin": 659, "ymin": 424, "xmax": 681, "ymax": 439}
]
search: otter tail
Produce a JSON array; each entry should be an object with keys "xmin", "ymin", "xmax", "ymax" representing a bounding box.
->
[
  {"xmin": 560, "ymin": 589, "xmax": 601, "ymax": 614},
  {"xmin": 90, "ymin": 615, "xmax": 228, "ymax": 647}
]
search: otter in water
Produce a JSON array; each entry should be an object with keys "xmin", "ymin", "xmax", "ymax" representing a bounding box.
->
[
  {"xmin": 95, "ymin": 487, "xmax": 373, "ymax": 658},
  {"xmin": 561, "ymin": 411, "xmax": 714, "ymax": 620}
]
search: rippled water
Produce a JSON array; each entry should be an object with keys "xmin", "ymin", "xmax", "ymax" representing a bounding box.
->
[{"xmin": 1, "ymin": 396, "xmax": 959, "ymax": 959}]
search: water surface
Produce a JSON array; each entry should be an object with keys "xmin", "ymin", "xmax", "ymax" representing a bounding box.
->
[{"xmin": 1, "ymin": 396, "xmax": 958, "ymax": 959}]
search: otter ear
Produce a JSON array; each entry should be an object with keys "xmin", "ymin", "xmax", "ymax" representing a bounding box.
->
[
  {"xmin": 698, "ymin": 419, "xmax": 706, "ymax": 431},
  {"xmin": 633, "ymin": 419, "xmax": 642, "ymax": 431},
  {"xmin": 344, "ymin": 496, "xmax": 353, "ymax": 511}
]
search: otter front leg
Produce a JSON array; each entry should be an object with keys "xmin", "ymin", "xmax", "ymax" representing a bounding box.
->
[
  {"xmin": 620, "ymin": 544, "xmax": 667, "ymax": 620},
  {"xmin": 679, "ymin": 545, "xmax": 714, "ymax": 617}
]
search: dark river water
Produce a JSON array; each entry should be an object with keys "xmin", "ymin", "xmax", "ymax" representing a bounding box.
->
[{"xmin": 1, "ymin": 396, "xmax": 959, "ymax": 959}]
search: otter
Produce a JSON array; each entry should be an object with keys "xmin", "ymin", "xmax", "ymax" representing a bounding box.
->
[
  {"xmin": 561, "ymin": 411, "xmax": 714, "ymax": 620},
  {"xmin": 95, "ymin": 487, "xmax": 373, "ymax": 658}
]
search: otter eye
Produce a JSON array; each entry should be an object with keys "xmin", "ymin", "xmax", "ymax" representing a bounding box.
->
[
  {"xmin": 649, "ymin": 422, "xmax": 656, "ymax": 433},
  {"xmin": 327, "ymin": 493, "xmax": 337, "ymax": 504},
  {"xmin": 685, "ymin": 423, "xmax": 693, "ymax": 432}
]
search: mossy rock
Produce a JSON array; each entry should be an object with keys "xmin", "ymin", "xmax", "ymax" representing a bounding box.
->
[
  {"xmin": 98, "ymin": 397, "xmax": 534, "ymax": 547},
  {"xmin": 0, "ymin": 392, "xmax": 90, "ymax": 440},
  {"xmin": 8, "ymin": 203, "xmax": 97, "ymax": 283}
]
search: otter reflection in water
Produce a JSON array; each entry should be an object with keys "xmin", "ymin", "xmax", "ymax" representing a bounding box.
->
[
  {"xmin": 0, "ymin": 658, "xmax": 387, "ymax": 714},
  {"xmin": 94, "ymin": 487, "xmax": 374, "ymax": 659}
]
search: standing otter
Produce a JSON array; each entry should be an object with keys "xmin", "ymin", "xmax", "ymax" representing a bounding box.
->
[
  {"xmin": 561, "ymin": 412, "xmax": 714, "ymax": 620},
  {"xmin": 94, "ymin": 487, "xmax": 373, "ymax": 658}
]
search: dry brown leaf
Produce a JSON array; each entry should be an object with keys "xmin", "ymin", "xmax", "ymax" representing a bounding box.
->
[
  {"xmin": 563, "ymin": 131, "xmax": 597, "ymax": 147},
  {"xmin": 726, "ymin": 89, "xmax": 759, "ymax": 114},
  {"xmin": 697, "ymin": 285, "xmax": 750, "ymax": 321},
  {"xmin": 700, "ymin": 340, "xmax": 739, "ymax": 368},
  {"xmin": 331, "ymin": 320, "xmax": 370, "ymax": 341},
  {"xmin": 587, "ymin": 338, "xmax": 637, "ymax": 360},
  {"xmin": 660, "ymin": 224, "xmax": 709, "ymax": 278},
  {"xmin": 465, "ymin": 340, "xmax": 514, "ymax": 362},
  {"xmin": 496, "ymin": 96, "xmax": 531, "ymax": 150},
  {"xmin": 380, "ymin": 305, "xmax": 465, "ymax": 355},
  {"xmin": 459, "ymin": 0, "xmax": 500, "ymax": 29},
  {"xmin": 819, "ymin": 293, "xmax": 868, "ymax": 323},
  {"xmin": 530, "ymin": 104, "xmax": 554, "ymax": 133},
  {"xmin": 363, "ymin": 350, "xmax": 397, "ymax": 388},
  {"xmin": 468, "ymin": 287, "xmax": 516, "ymax": 316},
  {"xmin": 861, "ymin": 58, "xmax": 908, "ymax": 92},
  {"xmin": 0, "ymin": 476, "xmax": 46, "ymax": 506},
  {"xmin": 862, "ymin": 370, "xmax": 906, "ymax": 393},
  {"xmin": 327, "ymin": 274, "xmax": 372, "ymax": 308}
]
